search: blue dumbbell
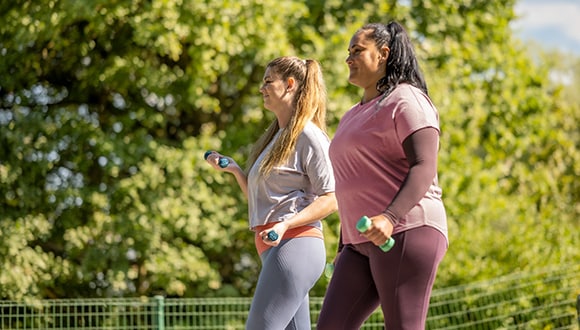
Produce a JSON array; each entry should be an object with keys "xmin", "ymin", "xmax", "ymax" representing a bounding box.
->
[
  {"xmin": 267, "ymin": 230, "xmax": 278, "ymax": 241},
  {"xmin": 204, "ymin": 150, "xmax": 230, "ymax": 168}
]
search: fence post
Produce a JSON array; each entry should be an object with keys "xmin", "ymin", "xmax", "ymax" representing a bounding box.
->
[{"xmin": 154, "ymin": 295, "xmax": 165, "ymax": 330}]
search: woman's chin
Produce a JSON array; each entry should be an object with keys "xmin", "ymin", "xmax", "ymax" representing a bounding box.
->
[{"xmin": 348, "ymin": 76, "xmax": 361, "ymax": 87}]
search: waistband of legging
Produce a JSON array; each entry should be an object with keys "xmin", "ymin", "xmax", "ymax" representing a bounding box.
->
[{"xmin": 253, "ymin": 223, "xmax": 323, "ymax": 255}]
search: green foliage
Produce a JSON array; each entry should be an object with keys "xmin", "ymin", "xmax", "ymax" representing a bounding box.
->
[{"xmin": 1, "ymin": 0, "xmax": 578, "ymax": 301}]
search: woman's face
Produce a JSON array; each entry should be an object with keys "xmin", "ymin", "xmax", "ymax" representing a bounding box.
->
[
  {"xmin": 259, "ymin": 67, "xmax": 291, "ymax": 112},
  {"xmin": 346, "ymin": 30, "xmax": 388, "ymax": 90}
]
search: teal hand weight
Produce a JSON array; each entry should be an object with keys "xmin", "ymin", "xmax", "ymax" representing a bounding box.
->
[
  {"xmin": 267, "ymin": 231, "xmax": 278, "ymax": 241},
  {"xmin": 324, "ymin": 263, "xmax": 334, "ymax": 279},
  {"xmin": 356, "ymin": 216, "xmax": 395, "ymax": 252},
  {"xmin": 204, "ymin": 150, "xmax": 230, "ymax": 168}
]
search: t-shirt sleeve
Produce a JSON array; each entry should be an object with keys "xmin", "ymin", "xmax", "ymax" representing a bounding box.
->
[
  {"xmin": 393, "ymin": 86, "xmax": 440, "ymax": 144},
  {"xmin": 298, "ymin": 125, "xmax": 335, "ymax": 196}
]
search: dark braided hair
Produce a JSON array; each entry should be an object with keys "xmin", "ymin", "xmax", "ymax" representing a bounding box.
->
[{"xmin": 359, "ymin": 21, "xmax": 428, "ymax": 97}]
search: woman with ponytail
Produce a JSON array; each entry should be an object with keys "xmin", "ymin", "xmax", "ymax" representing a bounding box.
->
[
  {"xmin": 317, "ymin": 22, "xmax": 448, "ymax": 329},
  {"xmin": 206, "ymin": 56, "xmax": 336, "ymax": 329}
]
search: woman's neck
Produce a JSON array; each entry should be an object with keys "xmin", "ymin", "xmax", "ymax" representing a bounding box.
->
[
  {"xmin": 275, "ymin": 109, "xmax": 292, "ymax": 129},
  {"xmin": 361, "ymin": 89, "xmax": 382, "ymax": 105}
]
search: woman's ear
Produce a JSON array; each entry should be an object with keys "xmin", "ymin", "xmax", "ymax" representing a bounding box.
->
[
  {"xmin": 286, "ymin": 77, "xmax": 296, "ymax": 91},
  {"xmin": 380, "ymin": 46, "xmax": 390, "ymax": 63}
]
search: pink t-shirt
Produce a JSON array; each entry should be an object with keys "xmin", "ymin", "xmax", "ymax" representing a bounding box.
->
[{"xmin": 329, "ymin": 84, "xmax": 448, "ymax": 245}]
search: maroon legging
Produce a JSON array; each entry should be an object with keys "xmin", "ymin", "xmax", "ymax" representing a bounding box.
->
[{"xmin": 317, "ymin": 226, "xmax": 447, "ymax": 330}]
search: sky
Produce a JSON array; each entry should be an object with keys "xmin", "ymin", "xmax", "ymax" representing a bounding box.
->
[{"xmin": 513, "ymin": 0, "xmax": 580, "ymax": 55}]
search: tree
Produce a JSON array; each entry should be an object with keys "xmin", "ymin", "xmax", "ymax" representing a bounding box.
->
[
  {"xmin": 1, "ymin": 0, "xmax": 578, "ymax": 300},
  {"xmin": 1, "ymin": 0, "xmax": 299, "ymax": 299}
]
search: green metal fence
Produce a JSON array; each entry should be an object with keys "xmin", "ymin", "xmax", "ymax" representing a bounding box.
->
[{"xmin": 1, "ymin": 263, "xmax": 578, "ymax": 329}]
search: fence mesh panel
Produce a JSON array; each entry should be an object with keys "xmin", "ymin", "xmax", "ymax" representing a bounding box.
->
[{"xmin": 1, "ymin": 263, "xmax": 578, "ymax": 329}]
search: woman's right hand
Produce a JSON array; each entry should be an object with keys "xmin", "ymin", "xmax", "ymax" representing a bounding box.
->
[
  {"xmin": 205, "ymin": 151, "xmax": 236, "ymax": 172},
  {"xmin": 204, "ymin": 150, "xmax": 249, "ymax": 198}
]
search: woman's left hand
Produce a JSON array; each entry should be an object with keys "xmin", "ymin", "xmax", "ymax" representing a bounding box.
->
[{"xmin": 258, "ymin": 222, "xmax": 290, "ymax": 247}]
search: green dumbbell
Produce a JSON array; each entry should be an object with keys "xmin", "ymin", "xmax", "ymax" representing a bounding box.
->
[{"xmin": 356, "ymin": 216, "xmax": 395, "ymax": 252}]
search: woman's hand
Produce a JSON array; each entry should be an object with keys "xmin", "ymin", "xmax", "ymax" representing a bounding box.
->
[
  {"xmin": 205, "ymin": 151, "xmax": 237, "ymax": 173},
  {"xmin": 204, "ymin": 151, "xmax": 249, "ymax": 198},
  {"xmin": 258, "ymin": 222, "xmax": 290, "ymax": 247},
  {"xmin": 361, "ymin": 214, "xmax": 394, "ymax": 247}
]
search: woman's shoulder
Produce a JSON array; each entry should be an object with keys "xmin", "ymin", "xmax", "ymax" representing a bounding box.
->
[
  {"xmin": 299, "ymin": 122, "xmax": 330, "ymax": 144},
  {"xmin": 302, "ymin": 121, "xmax": 325, "ymax": 135},
  {"xmin": 386, "ymin": 83, "xmax": 433, "ymax": 106},
  {"xmin": 392, "ymin": 83, "xmax": 424, "ymax": 97}
]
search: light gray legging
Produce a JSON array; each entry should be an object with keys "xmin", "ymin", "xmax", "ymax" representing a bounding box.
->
[{"xmin": 246, "ymin": 236, "xmax": 326, "ymax": 330}]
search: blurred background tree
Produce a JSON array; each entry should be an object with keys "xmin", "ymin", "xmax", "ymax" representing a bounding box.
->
[{"xmin": 0, "ymin": 0, "xmax": 578, "ymax": 300}]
